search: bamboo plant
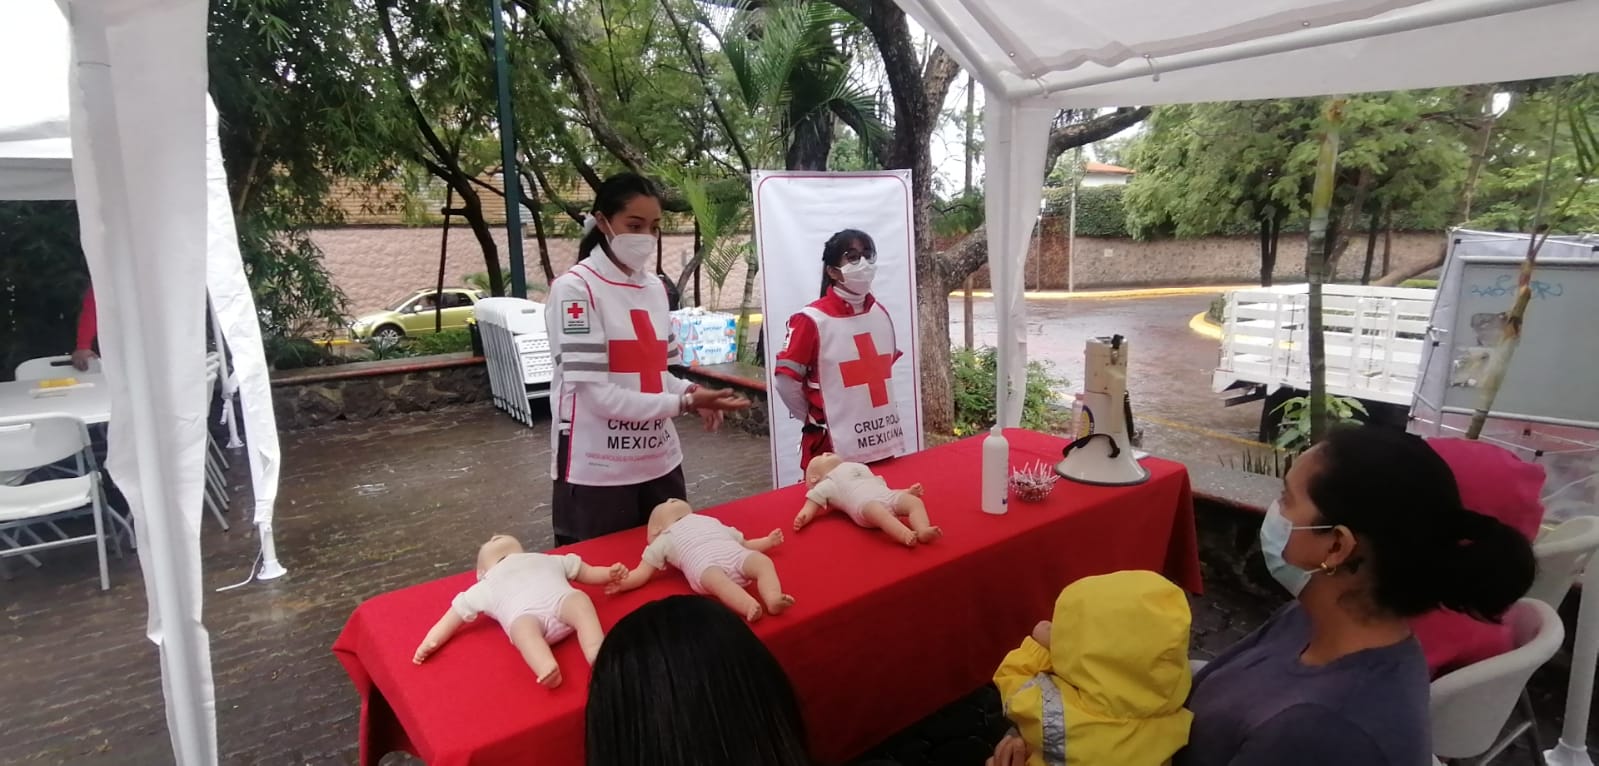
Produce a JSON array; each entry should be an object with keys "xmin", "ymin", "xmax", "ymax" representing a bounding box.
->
[{"xmin": 1304, "ymin": 98, "xmax": 1347, "ymax": 445}]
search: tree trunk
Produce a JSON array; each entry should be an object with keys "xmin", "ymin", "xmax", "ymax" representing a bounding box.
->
[
  {"xmin": 912, "ymin": 142, "xmax": 953, "ymax": 435},
  {"xmin": 1361, "ymin": 207, "xmax": 1380, "ymax": 285},
  {"xmin": 525, "ymin": 174, "xmax": 555, "ymax": 285},
  {"xmin": 1266, "ymin": 216, "xmax": 1282, "ymax": 287},
  {"xmin": 1381, "ymin": 214, "xmax": 1393, "ymax": 277},
  {"xmin": 1306, "ymin": 99, "xmax": 1346, "ymax": 445},
  {"xmin": 785, "ymin": 108, "xmax": 834, "ymax": 171},
  {"xmin": 737, "ymin": 252, "xmax": 760, "ymax": 365},
  {"xmin": 1325, "ymin": 169, "xmax": 1371, "ymax": 279},
  {"xmin": 454, "ymin": 181, "xmax": 506, "ymax": 296},
  {"xmin": 1257, "ymin": 215, "xmax": 1274, "ymax": 287},
  {"xmin": 1375, "ymin": 255, "xmax": 1441, "ymax": 286}
]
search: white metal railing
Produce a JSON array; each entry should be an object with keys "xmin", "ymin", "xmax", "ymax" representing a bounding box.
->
[{"xmin": 1213, "ymin": 284, "xmax": 1436, "ymax": 405}]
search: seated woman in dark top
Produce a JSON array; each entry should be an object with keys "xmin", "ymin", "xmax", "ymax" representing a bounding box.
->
[
  {"xmin": 988, "ymin": 426, "xmax": 1536, "ymax": 766},
  {"xmin": 1181, "ymin": 427, "xmax": 1535, "ymax": 766}
]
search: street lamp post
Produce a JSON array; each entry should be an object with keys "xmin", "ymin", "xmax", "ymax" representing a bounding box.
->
[{"xmin": 490, "ymin": 0, "xmax": 526, "ymax": 298}]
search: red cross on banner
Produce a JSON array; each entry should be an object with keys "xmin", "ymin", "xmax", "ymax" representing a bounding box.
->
[
  {"xmin": 608, "ymin": 309, "xmax": 669, "ymax": 393},
  {"xmin": 839, "ymin": 332, "xmax": 894, "ymax": 407}
]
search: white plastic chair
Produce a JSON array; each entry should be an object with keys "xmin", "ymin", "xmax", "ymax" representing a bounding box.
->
[
  {"xmin": 14, "ymin": 355, "xmax": 100, "ymax": 380},
  {"xmin": 1429, "ymin": 599, "xmax": 1564, "ymax": 764},
  {"xmin": 0, "ymin": 414, "xmax": 111, "ymax": 590},
  {"xmin": 1526, "ymin": 517, "xmax": 1599, "ymax": 609}
]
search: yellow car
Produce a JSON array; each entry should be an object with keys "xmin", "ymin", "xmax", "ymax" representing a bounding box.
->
[{"xmin": 349, "ymin": 288, "xmax": 486, "ymax": 342}]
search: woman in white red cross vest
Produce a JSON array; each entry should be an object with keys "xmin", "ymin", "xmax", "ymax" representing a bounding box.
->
[
  {"xmin": 773, "ymin": 229, "xmax": 908, "ymax": 477},
  {"xmin": 545, "ymin": 173, "xmax": 749, "ymax": 544}
]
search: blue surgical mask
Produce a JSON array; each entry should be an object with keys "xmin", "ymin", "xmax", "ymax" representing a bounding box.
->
[{"xmin": 1259, "ymin": 500, "xmax": 1332, "ymax": 597}]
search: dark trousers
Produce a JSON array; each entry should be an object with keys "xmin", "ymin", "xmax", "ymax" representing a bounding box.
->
[{"xmin": 552, "ymin": 432, "xmax": 687, "ymax": 546}]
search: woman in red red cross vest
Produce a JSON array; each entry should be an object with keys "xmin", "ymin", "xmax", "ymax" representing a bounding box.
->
[
  {"xmin": 546, "ymin": 173, "xmax": 749, "ymax": 544},
  {"xmin": 773, "ymin": 229, "xmax": 907, "ymax": 477}
]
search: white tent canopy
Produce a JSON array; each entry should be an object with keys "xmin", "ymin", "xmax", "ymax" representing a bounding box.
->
[
  {"xmin": 1, "ymin": 0, "xmax": 285, "ymax": 763},
  {"xmin": 0, "ymin": 3, "xmax": 283, "ymax": 567},
  {"xmin": 3, "ymin": 0, "xmax": 1599, "ymax": 762},
  {"xmin": 896, "ymin": 0, "xmax": 1599, "ymax": 425}
]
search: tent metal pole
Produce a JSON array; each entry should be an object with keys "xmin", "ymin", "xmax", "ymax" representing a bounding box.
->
[
  {"xmin": 1015, "ymin": 0, "xmax": 1569, "ymax": 100},
  {"xmin": 1547, "ymin": 558, "xmax": 1599, "ymax": 766}
]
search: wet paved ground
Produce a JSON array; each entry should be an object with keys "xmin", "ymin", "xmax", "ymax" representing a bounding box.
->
[
  {"xmin": 0, "ymin": 292, "xmax": 1588, "ymax": 764},
  {"xmin": 950, "ymin": 293, "xmax": 1266, "ymax": 465}
]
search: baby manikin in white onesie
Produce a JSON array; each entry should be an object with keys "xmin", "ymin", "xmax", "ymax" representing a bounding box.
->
[
  {"xmin": 795, "ymin": 453, "xmax": 942, "ymax": 547},
  {"xmin": 453, "ymin": 552, "xmax": 584, "ymax": 641}
]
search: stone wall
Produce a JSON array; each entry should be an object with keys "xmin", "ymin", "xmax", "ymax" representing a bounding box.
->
[
  {"xmin": 962, "ymin": 223, "xmax": 1445, "ymax": 290},
  {"xmin": 271, "ymin": 353, "xmax": 491, "ymax": 431},
  {"xmin": 313, "ymin": 224, "xmax": 1446, "ymax": 323},
  {"xmin": 312, "ymin": 228, "xmax": 761, "ymax": 316}
]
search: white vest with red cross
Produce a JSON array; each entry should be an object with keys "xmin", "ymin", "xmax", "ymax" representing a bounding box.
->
[
  {"xmin": 565, "ymin": 264, "xmax": 681, "ymax": 486},
  {"xmin": 801, "ymin": 303, "xmax": 907, "ymax": 464}
]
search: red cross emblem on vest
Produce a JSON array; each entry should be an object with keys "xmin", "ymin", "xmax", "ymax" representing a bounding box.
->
[
  {"xmin": 839, "ymin": 332, "xmax": 894, "ymax": 407},
  {"xmin": 609, "ymin": 309, "xmax": 669, "ymax": 393},
  {"xmin": 566, "ymin": 303, "xmax": 585, "ymax": 320}
]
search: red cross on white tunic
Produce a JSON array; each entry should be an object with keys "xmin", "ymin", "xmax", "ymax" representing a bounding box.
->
[
  {"xmin": 608, "ymin": 309, "xmax": 669, "ymax": 393},
  {"xmin": 566, "ymin": 302, "xmax": 586, "ymax": 320},
  {"xmin": 839, "ymin": 332, "xmax": 894, "ymax": 407}
]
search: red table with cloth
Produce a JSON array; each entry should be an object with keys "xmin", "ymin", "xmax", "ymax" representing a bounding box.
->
[{"xmin": 334, "ymin": 429, "xmax": 1202, "ymax": 766}]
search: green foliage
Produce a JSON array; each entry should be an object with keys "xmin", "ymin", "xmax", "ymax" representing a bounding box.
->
[
  {"xmin": 721, "ymin": 0, "xmax": 884, "ymax": 168},
  {"xmin": 1466, "ymin": 78, "xmax": 1599, "ymax": 233},
  {"xmin": 264, "ymin": 336, "xmax": 340, "ymax": 371},
  {"xmin": 1123, "ymin": 92, "xmax": 1470, "ymax": 242},
  {"xmin": 0, "ymin": 202, "xmax": 90, "ymax": 381},
  {"xmin": 406, "ymin": 329, "xmax": 476, "ymax": 356},
  {"xmin": 1206, "ymin": 295, "xmax": 1227, "ymax": 325},
  {"xmin": 1274, "ymin": 394, "xmax": 1368, "ymax": 453},
  {"xmin": 210, "ymin": 0, "xmax": 368, "ymax": 339},
  {"xmin": 239, "ymin": 209, "xmax": 349, "ymax": 340},
  {"xmin": 1222, "ymin": 449, "xmax": 1296, "ymax": 479},
  {"xmin": 933, "ymin": 190, "xmax": 985, "ymax": 238},
  {"xmin": 1075, "ymin": 186, "xmax": 1130, "ymax": 238},
  {"xmin": 950, "ymin": 346, "xmax": 1069, "ymax": 436}
]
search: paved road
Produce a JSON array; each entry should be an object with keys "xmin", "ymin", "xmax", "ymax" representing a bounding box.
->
[{"xmin": 950, "ymin": 293, "xmax": 1265, "ymax": 464}]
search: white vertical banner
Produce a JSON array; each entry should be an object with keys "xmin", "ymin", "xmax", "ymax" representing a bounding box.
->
[{"xmin": 753, "ymin": 171, "xmax": 924, "ymax": 488}]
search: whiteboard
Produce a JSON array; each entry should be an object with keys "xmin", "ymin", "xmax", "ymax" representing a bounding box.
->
[{"xmin": 1441, "ymin": 257, "xmax": 1599, "ymax": 427}]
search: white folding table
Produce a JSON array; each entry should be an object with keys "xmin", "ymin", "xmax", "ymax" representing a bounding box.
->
[{"xmin": 0, "ymin": 374, "xmax": 111, "ymax": 424}]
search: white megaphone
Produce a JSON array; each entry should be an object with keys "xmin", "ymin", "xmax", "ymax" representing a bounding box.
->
[{"xmin": 1056, "ymin": 335, "xmax": 1149, "ymax": 486}]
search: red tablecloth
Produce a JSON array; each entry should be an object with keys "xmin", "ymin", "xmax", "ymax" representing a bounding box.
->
[{"xmin": 334, "ymin": 429, "xmax": 1202, "ymax": 766}]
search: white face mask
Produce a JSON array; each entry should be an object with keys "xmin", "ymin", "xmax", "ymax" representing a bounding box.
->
[
  {"xmin": 606, "ymin": 233, "xmax": 656, "ymax": 273},
  {"xmin": 836, "ymin": 260, "xmax": 877, "ymax": 296}
]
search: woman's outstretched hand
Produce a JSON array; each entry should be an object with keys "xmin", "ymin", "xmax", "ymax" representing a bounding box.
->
[{"xmin": 690, "ymin": 386, "xmax": 751, "ymax": 412}]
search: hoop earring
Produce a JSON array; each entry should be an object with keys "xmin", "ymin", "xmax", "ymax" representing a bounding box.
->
[{"xmin": 1319, "ymin": 561, "xmax": 1338, "ymax": 575}]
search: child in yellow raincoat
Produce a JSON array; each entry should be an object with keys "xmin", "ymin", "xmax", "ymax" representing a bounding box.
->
[{"xmin": 993, "ymin": 570, "xmax": 1194, "ymax": 766}]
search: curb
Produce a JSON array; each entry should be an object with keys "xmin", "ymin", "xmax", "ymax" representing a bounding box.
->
[
  {"xmin": 952, "ymin": 285, "xmax": 1252, "ymax": 301},
  {"xmin": 1189, "ymin": 312, "xmax": 1223, "ymax": 341}
]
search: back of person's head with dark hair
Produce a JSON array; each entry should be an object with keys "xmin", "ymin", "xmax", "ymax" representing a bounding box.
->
[
  {"xmin": 1306, "ymin": 426, "xmax": 1536, "ymax": 621},
  {"xmin": 579, "ymin": 173, "xmax": 662, "ymax": 261},
  {"xmin": 585, "ymin": 596, "xmax": 812, "ymax": 766},
  {"xmin": 818, "ymin": 229, "xmax": 875, "ymax": 298}
]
